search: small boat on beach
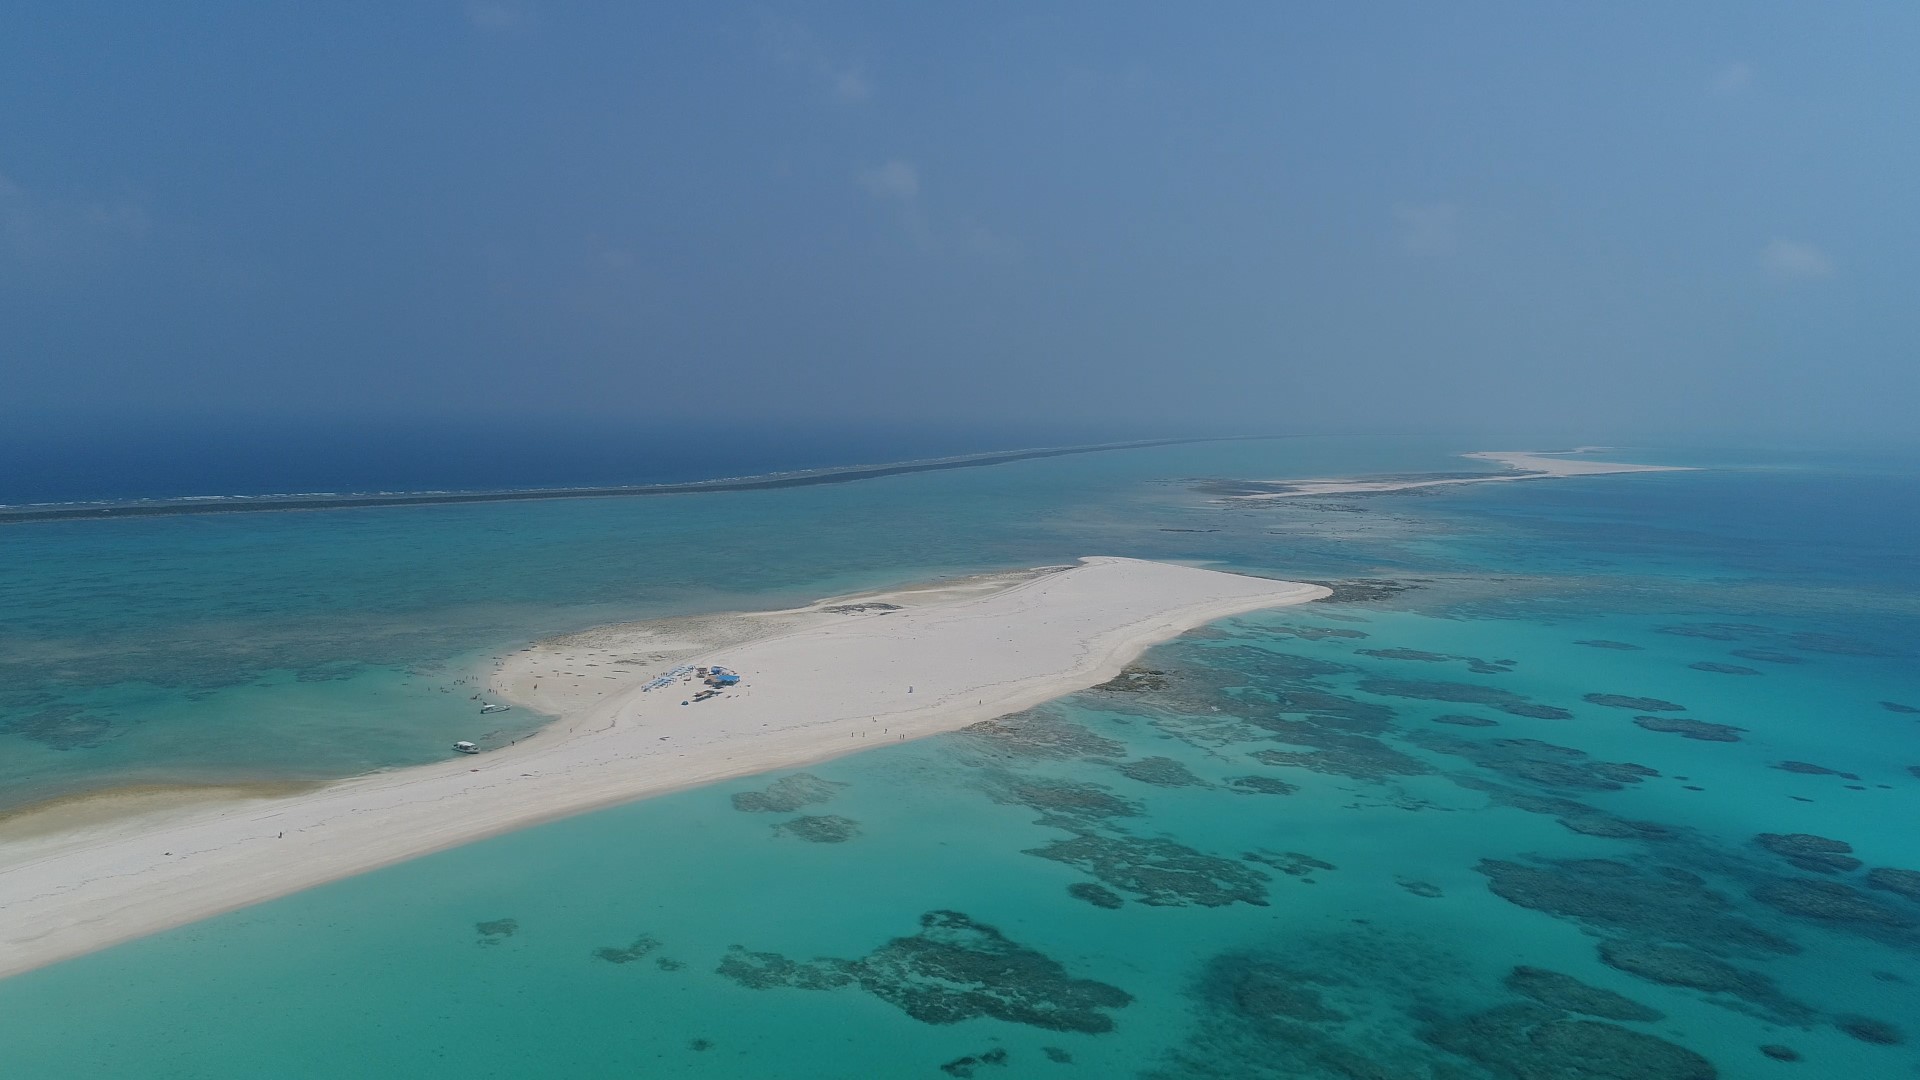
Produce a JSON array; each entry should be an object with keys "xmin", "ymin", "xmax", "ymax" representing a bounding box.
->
[
  {"xmin": 480, "ymin": 703, "xmax": 512, "ymax": 714},
  {"xmin": 452, "ymin": 741, "xmax": 480, "ymax": 755}
]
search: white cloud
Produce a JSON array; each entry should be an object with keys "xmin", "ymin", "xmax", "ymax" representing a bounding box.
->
[
  {"xmin": 1761, "ymin": 239, "xmax": 1834, "ymax": 280},
  {"xmin": 761, "ymin": 16, "xmax": 871, "ymax": 105},
  {"xmin": 466, "ymin": 3, "xmax": 521, "ymax": 32},
  {"xmin": 830, "ymin": 68, "xmax": 871, "ymax": 104},
  {"xmin": 857, "ymin": 160, "xmax": 920, "ymax": 203},
  {"xmin": 1394, "ymin": 202, "xmax": 1458, "ymax": 257},
  {"xmin": 1710, "ymin": 62, "xmax": 1754, "ymax": 98}
]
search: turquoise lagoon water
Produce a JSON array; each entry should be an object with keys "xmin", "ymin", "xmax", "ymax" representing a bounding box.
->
[{"xmin": 2, "ymin": 439, "xmax": 1919, "ymax": 1077}]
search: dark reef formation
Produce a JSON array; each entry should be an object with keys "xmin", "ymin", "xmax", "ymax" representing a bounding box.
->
[
  {"xmin": 1025, "ymin": 833, "xmax": 1271, "ymax": 907},
  {"xmin": 1749, "ymin": 877, "xmax": 1917, "ymax": 932},
  {"xmin": 1308, "ymin": 579, "xmax": 1424, "ymax": 604},
  {"xmin": 1226, "ymin": 775, "xmax": 1297, "ymax": 796},
  {"xmin": 1431, "ymin": 713, "xmax": 1499, "ymax": 727},
  {"xmin": 718, "ymin": 911, "xmax": 1132, "ymax": 1033},
  {"xmin": 1, "ymin": 707, "xmax": 116, "ymax": 750},
  {"xmin": 1730, "ymin": 648, "xmax": 1803, "ymax": 664},
  {"xmin": 716, "ymin": 947, "xmax": 855, "ymax": 992},
  {"xmin": 1116, "ymin": 756, "xmax": 1209, "ymax": 788},
  {"xmin": 774, "ymin": 814, "xmax": 861, "ymax": 843},
  {"xmin": 1596, "ymin": 940, "xmax": 1814, "ymax": 1025},
  {"xmin": 1249, "ymin": 741, "xmax": 1431, "ymax": 783},
  {"xmin": 1265, "ymin": 623, "xmax": 1370, "ymax": 641},
  {"xmin": 1772, "ymin": 761, "xmax": 1860, "ymax": 781},
  {"xmin": 475, "ymin": 918, "xmax": 518, "ymax": 945},
  {"xmin": 1476, "ymin": 858, "xmax": 1796, "ymax": 955},
  {"xmin": 1865, "ymin": 867, "xmax": 1920, "ymax": 902},
  {"xmin": 938, "ymin": 1048, "xmax": 1009, "ymax": 1077},
  {"xmin": 1358, "ymin": 677, "xmax": 1572, "ymax": 719},
  {"xmin": 1659, "ymin": 623, "xmax": 1758, "ymax": 641},
  {"xmin": 1067, "ymin": 882, "xmax": 1124, "ymax": 909},
  {"xmin": 1090, "ymin": 665, "xmax": 1170, "ymax": 693},
  {"xmin": 855, "ymin": 911, "xmax": 1134, "ymax": 1032},
  {"xmin": 1584, "ymin": 693, "xmax": 1686, "ymax": 712},
  {"xmin": 1243, "ymin": 850, "xmax": 1336, "ymax": 879},
  {"xmin": 979, "ymin": 773, "xmax": 1142, "ymax": 830},
  {"xmin": 1357, "ymin": 646, "xmax": 1516, "ymax": 675},
  {"xmin": 1411, "ymin": 732, "xmax": 1657, "ymax": 792},
  {"xmin": 1688, "ymin": 662, "xmax": 1761, "ymax": 675},
  {"xmin": 593, "ymin": 934, "xmax": 662, "ymax": 964},
  {"xmin": 1633, "ymin": 716, "xmax": 1744, "ymax": 742},
  {"xmin": 960, "ymin": 709, "xmax": 1127, "ymax": 761},
  {"xmin": 730, "ymin": 772, "xmax": 847, "ymax": 813},
  {"xmin": 1752, "ymin": 833, "xmax": 1860, "ymax": 875},
  {"xmin": 1834, "ymin": 1015, "xmax": 1904, "ymax": 1045},
  {"xmin": 1882, "ymin": 700, "xmax": 1920, "ymax": 714},
  {"xmin": 1503, "ymin": 965, "xmax": 1663, "ymax": 1022},
  {"xmin": 1420, "ymin": 1004, "xmax": 1718, "ymax": 1080},
  {"xmin": 1575, "ymin": 639, "xmax": 1643, "ymax": 651}
]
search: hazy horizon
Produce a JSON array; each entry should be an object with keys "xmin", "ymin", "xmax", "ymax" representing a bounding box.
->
[{"xmin": 5, "ymin": 4, "xmax": 1915, "ymax": 442}]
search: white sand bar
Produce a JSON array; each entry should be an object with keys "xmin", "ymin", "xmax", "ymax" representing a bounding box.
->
[
  {"xmin": 1231, "ymin": 449, "xmax": 1691, "ymax": 500},
  {"xmin": 0, "ymin": 557, "xmax": 1325, "ymax": 980}
]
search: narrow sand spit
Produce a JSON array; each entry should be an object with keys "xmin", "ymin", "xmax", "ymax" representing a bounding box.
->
[
  {"xmin": 1228, "ymin": 449, "xmax": 1691, "ymax": 500},
  {"xmin": 0, "ymin": 557, "xmax": 1325, "ymax": 980}
]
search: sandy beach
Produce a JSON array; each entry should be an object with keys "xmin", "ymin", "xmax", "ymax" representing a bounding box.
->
[
  {"xmin": 0, "ymin": 557, "xmax": 1325, "ymax": 981},
  {"xmin": 1228, "ymin": 449, "xmax": 1690, "ymax": 500}
]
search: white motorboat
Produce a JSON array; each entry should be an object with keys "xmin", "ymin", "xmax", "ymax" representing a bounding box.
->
[{"xmin": 452, "ymin": 741, "xmax": 480, "ymax": 755}]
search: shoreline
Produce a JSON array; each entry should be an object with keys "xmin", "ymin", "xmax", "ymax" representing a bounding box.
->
[
  {"xmin": 1225, "ymin": 449, "xmax": 1692, "ymax": 500},
  {"xmin": 0, "ymin": 557, "xmax": 1326, "ymax": 981}
]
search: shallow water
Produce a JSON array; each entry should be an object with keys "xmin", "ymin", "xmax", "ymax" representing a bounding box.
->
[{"xmin": 2, "ymin": 440, "xmax": 1918, "ymax": 1077}]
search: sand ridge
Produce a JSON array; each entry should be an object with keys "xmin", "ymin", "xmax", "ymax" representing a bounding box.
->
[
  {"xmin": 1228, "ymin": 449, "xmax": 1691, "ymax": 500},
  {"xmin": 0, "ymin": 557, "xmax": 1325, "ymax": 981}
]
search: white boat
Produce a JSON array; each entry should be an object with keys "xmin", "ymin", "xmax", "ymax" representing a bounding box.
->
[
  {"xmin": 452, "ymin": 741, "xmax": 480, "ymax": 755},
  {"xmin": 480, "ymin": 703, "xmax": 512, "ymax": 714}
]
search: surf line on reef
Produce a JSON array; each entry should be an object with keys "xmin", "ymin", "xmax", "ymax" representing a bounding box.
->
[{"xmin": 0, "ymin": 556, "xmax": 1327, "ymax": 980}]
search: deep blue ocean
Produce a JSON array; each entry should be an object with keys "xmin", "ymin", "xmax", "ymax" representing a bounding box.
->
[{"xmin": 1, "ymin": 436, "xmax": 1916, "ymax": 1078}]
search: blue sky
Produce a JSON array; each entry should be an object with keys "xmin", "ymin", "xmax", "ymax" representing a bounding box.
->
[{"xmin": 3, "ymin": 3, "xmax": 1914, "ymax": 440}]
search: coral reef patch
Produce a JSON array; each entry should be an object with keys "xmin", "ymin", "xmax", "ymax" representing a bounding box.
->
[
  {"xmin": 1475, "ymin": 859, "xmax": 1796, "ymax": 955},
  {"xmin": 1752, "ymin": 833, "xmax": 1860, "ymax": 875},
  {"xmin": 1420, "ymin": 1003, "xmax": 1718, "ymax": 1079},
  {"xmin": 1584, "ymin": 693, "xmax": 1686, "ymax": 712},
  {"xmin": 1865, "ymin": 867, "xmax": 1920, "ymax": 902},
  {"xmin": 774, "ymin": 814, "xmax": 861, "ymax": 843},
  {"xmin": 1026, "ymin": 834, "xmax": 1271, "ymax": 907},
  {"xmin": 1431, "ymin": 713, "xmax": 1499, "ymax": 727},
  {"xmin": 1503, "ymin": 965, "xmax": 1663, "ymax": 1022},
  {"xmin": 731, "ymin": 773, "xmax": 847, "ymax": 813},
  {"xmin": 593, "ymin": 935, "xmax": 662, "ymax": 964},
  {"xmin": 960, "ymin": 709, "xmax": 1128, "ymax": 761},
  {"xmin": 475, "ymin": 918, "xmax": 518, "ymax": 945},
  {"xmin": 1067, "ymin": 882, "xmax": 1124, "ymax": 909},
  {"xmin": 939, "ymin": 1048, "xmax": 1009, "ymax": 1077},
  {"xmin": 1226, "ymin": 775, "xmax": 1297, "ymax": 796},
  {"xmin": 1116, "ymin": 756, "xmax": 1209, "ymax": 788},
  {"xmin": 1358, "ymin": 677, "xmax": 1572, "ymax": 719},
  {"xmin": 1596, "ymin": 940, "xmax": 1814, "ymax": 1025},
  {"xmin": 1688, "ymin": 662, "xmax": 1761, "ymax": 676},
  {"xmin": 1633, "ymin": 716, "xmax": 1744, "ymax": 742}
]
